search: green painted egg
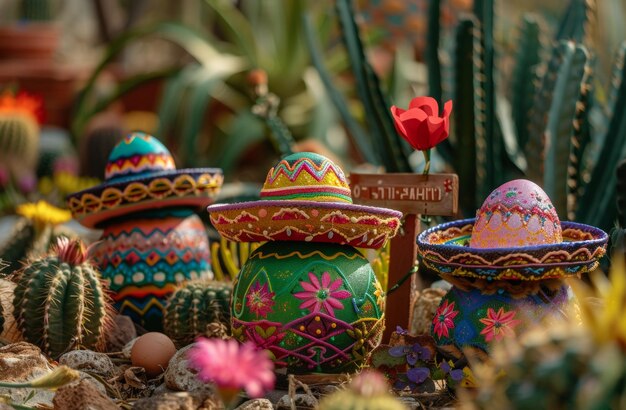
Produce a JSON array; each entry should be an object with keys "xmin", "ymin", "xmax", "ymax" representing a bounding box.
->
[{"xmin": 231, "ymin": 241, "xmax": 385, "ymax": 374}]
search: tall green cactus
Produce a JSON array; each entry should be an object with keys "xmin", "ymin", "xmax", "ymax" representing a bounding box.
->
[
  {"xmin": 473, "ymin": 0, "xmax": 498, "ymax": 200},
  {"xmin": 543, "ymin": 42, "xmax": 590, "ymax": 217},
  {"xmin": 163, "ymin": 280, "xmax": 232, "ymax": 348},
  {"xmin": 576, "ymin": 41, "xmax": 626, "ymax": 229},
  {"xmin": 453, "ymin": 17, "xmax": 478, "ymax": 215},
  {"xmin": 512, "ymin": 15, "xmax": 542, "ymax": 151},
  {"xmin": 12, "ymin": 237, "xmax": 111, "ymax": 358},
  {"xmin": 617, "ymin": 159, "xmax": 626, "ymax": 228}
]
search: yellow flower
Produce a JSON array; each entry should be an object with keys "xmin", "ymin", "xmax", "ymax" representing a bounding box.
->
[
  {"xmin": 53, "ymin": 171, "xmax": 99, "ymax": 196},
  {"xmin": 16, "ymin": 200, "xmax": 71, "ymax": 226}
]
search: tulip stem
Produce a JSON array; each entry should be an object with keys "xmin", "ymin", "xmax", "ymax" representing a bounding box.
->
[{"xmin": 422, "ymin": 150, "xmax": 431, "ymax": 175}]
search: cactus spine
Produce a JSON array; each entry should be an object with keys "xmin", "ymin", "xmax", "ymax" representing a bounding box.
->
[
  {"xmin": 163, "ymin": 280, "xmax": 232, "ymax": 348},
  {"xmin": 12, "ymin": 237, "xmax": 111, "ymax": 358}
]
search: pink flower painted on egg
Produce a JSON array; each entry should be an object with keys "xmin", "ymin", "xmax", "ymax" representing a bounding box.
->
[
  {"xmin": 479, "ymin": 307, "xmax": 521, "ymax": 342},
  {"xmin": 294, "ymin": 271, "xmax": 351, "ymax": 317}
]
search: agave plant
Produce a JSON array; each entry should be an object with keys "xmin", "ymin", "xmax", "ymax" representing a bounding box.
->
[
  {"xmin": 73, "ymin": 1, "xmax": 343, "ymax": 177},
  {"xmin": 307, "ymin": 0, "xmax": 626, "ymax": 234}
]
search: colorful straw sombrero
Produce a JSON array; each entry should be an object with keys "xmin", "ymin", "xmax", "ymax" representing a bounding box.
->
[
  {"xmin": 67, "ymin": 132, "xmax": 223, "ymax": 228},
  {"xmin": 207, "ymin": 152, "xmax": 402, "ymax": 249},
  {"xmin": 417, "ymin": 179, "xmax": 608, "ymax": 281}
]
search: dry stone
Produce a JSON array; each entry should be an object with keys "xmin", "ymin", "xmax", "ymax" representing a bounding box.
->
[
  {"xmin": 52, "ymin": 379, "xmax": 118, "ymax": 410},
  {"xmin": 164, "ymin": 344, "xmax": 204, "ymax": 392},
  {"xmin": 59, "ymin": 350, "xmax": 117, "ymax": 377}
]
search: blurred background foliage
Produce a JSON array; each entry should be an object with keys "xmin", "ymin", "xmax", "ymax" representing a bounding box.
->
[{"xmin": 1, "ymin": 0, "xmax": 625, "ymax": 237}]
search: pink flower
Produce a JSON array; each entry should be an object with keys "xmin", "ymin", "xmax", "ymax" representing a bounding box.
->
[
  {"xmin": 390, "ymin": 97, "xmax": 453, "ymax": 151},
  {"xmin": 246, "ymin": 281, "xmax": 275, "ymax": 318},
  {"xmin": 187, "ymin": 338, "xmax": 275, "ymax": 400},
  {"xmin": 479, "ymin": 307, "xmax": 521, "ymax": 342},
  {"xmin": 432, "ymin": 300, "xmax": 459, "ymax": 339},
  {"xmin": 294, "ymin": 272, "xmax": 351, "ymax": 317}
]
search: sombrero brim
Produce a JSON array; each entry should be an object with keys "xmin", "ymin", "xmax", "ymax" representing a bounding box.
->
[
  {"xmin": 207, "ymin": 200, "xmax": 402, "ymax": 249},
  {"xmin": 67, "ymin": 168, "xmax": 223, "ymax": 228},
  {"xmin": 417, "ymin": 218, "xmax": 608, "ymax": 280}
]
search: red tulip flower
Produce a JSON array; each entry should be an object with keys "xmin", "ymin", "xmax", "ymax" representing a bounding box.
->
[{"xmin": 390, "ymin": 97, "xmax": 453, "ymax": 174}]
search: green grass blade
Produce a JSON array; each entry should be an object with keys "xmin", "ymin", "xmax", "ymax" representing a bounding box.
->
[
  {"xmin": 302, "ymin": 12, "xmax": 378, "ymax": 165},
  {"xmin": 335, "ymin": 0, "xmax": 412, "ymax": 172}
]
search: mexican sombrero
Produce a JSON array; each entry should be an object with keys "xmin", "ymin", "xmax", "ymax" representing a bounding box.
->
[
  {"xmin": 67, "ymin": 132, "xmax": 223, "ymax": 228},
  {"xmin": 417, "ymin": 179, "xmax": 608, "ymax": 281},
  {"xmin": 207, "ymin": 152, "xmax": 402, "ymax": 249}
]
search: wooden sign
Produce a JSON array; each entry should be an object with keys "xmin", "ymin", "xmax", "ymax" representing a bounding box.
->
[
  {"xmin": 349, "ymin": 173, "xmax": 458, "ymax": 216},
  {"xmin": 350, "ymin": 172, "xmax": 459, "ymax": 340}
]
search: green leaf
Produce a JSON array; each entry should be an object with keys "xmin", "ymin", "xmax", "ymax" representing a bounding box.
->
[
  {"xmin": 213, "ymin": 111, "xmax": 265, "ymax": 175},
  {"xmin": 302, "ymin": 12, "xmax": 378, "ymax": 165},
  {"xmin": 72, "ymin": 21, "xmax": 237, "ymax": 139},
  {"xmin": 204, "ymin": 0, "xmax": 258, "ymax": 66},
  {"xmin": 335, "ymin": 0, "xmax": 412, "ymax": 172}
]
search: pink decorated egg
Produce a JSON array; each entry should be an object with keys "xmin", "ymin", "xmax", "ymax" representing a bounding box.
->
[{"xmin": 469, "ymin": 179, "xmax": 562, "ymax": 248}]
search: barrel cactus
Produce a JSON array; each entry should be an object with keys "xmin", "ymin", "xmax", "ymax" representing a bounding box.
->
[
  {"xmin": 0, "ymin": 201, "xmax": 74, "ymax": 274},
  {"xmin": 318, "ymin": 370, "xmax": 407, "ymax": 410},
  {"xmin": 0, "ymin": 91, "xmax": 42, "ymax": 183},
  {"xmin": 163, "ymin": 280, "xmax": 233, "ymax": 348},
  {"xmin": 12, "ymin": 237, "xmax": 112, "ymax": 358}
]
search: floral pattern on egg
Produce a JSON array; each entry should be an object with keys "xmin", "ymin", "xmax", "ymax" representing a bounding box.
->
[
  {"xmin": 470, "ymin": 179, "xmax": 562, "ymax": 248},
  {"xmin": 231, "ymin": 241, "xmax": 385, "ymax": 374}
]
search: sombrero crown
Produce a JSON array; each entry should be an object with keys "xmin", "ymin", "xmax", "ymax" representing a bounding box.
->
[
  {"xmin": 207, "ymin": 152, "xmax": 402, "ymax": 249},
  {"xmin": 417, "ymin": 179, "xmax": 607, "ymax": 280},
  {"xmin": 67, "ymin": 132, "xmax": 223, "ymax": 228}
]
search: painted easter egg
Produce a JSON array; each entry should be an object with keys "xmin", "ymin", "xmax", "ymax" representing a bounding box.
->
[
  {"xmin": 231, "ymin": 241, "xmax": 385, "ymax": 374},
  {"xmin": 432, "ymin": 284, "xmax": 571, "ymax": 359},
  {"xmin": 470, "ymin": 179, "xmax": 562, "ymax": 248},
  {"xmin": 92, "ymin": 208, "xmax": 212, "ymax": 331}
]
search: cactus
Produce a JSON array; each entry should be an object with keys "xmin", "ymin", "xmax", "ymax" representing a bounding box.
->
[
  {"xmin": 0, "ymin": 201, "xmax": 74, "ymax": 274},
  {"xmin": 617, "ymin": 159, "xmax": 626, "ymax": 228},
  {"xmin": 0, "ymin": 116, "xmax": 40, "ymax": 180},
  {"xmin": 512, "ymin": 15, "xmax": 542, "ymax": 151},
  {"xmin": 19, "ymin": 0, "xmax": 52, "ymax": 21},
  {"xmin": 163, "ymin": 279, "xmax": 233, "ymax": 348},
  {"xmin": 542, "ymin": 42, "xmax": 590, "ymax": 217},
  {"xmin": 576, "ymin": 41, "xmax": 626, "ymax": 230},
  {"xmin": 210, "ymin": 237, "xmax": 260, "ymax": 281},
  {"xmin": 318, "ymin": 370, "xmax": 406, "ymax": 410},
  {"xmin": 12, "ymin": 237, "xmax": 112, "ymax": 358}
]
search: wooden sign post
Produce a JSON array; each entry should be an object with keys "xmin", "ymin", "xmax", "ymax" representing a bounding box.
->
[{"xmin": 350, "ymin": 173, "xmax": 458, "ymax": 340}]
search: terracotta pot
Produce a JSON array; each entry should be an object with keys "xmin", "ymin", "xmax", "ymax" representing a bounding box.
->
[
  {"xmin": 0, "ymin": 23, "xmax": 59, "ymax": 61},
  {"xmin": 0, "ymin": 60, "xmax": 87, "ymax": 127}
]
